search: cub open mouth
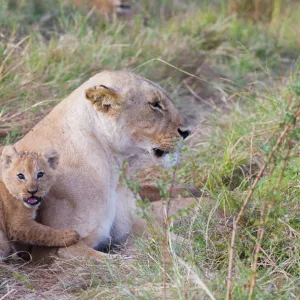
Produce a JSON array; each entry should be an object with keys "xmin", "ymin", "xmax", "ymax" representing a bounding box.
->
[
  {"xmin": 23, "ymin": 197, "xmax": 41, "ymax": 206},
  {"xmin": 153, "ymin": 148, "xmax": 169, "ymax": 158}
]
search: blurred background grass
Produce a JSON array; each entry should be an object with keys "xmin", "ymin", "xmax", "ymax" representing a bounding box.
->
[{"xmin": 0, "ymin": 0, "xmax": 299, "ymax": 299}]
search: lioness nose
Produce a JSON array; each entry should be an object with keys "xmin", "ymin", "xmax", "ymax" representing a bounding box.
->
[
  {"xmin": 178, "ymin": 128, "xmax": 191, "ymax": 140},
  {"xmin": 27, "ymin": 189, "xmax": 38, "ymax": 195}
]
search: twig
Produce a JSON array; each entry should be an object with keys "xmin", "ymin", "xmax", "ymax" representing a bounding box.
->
[
  {"xmin": 177, "ymin": 257, "xmax": 216, "ymax": 300},
  {"xmin": 183, "ymin": 80, "xmax": 216, "ymax": 108},
  {"xmin": 3, "ymin": 99, "xmax": 58, "ymax": 122},
  {"xmin": 163, "ymin": 165, "xmax": 178, "ymax": 300},
  {"xmin": 0, "ymin": 36, "xmax": 29, "ymax": 77},
  {"xmin": 248, "ymin": 199, "xmax": 270, "ymax": 298},
  {"xmin": 0, "ymin": 289, "xmax": 16, "ymax": 300},
  {"xmin": 249, "ymin": 125, "xmax": 255, "ymax": 177},
  {"xmin": 167, "ymin": 167, "xmax": 178, "ymax": 217},
  {"xmin": 278, "ymin": 218, "xmax": 300, "ymax": 237}
]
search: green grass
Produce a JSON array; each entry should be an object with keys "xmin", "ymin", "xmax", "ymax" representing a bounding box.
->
[
  {"xmin": 0, "ymin": 0, "xmax": 299, "ymax": 299},
  {"xmin": 176, "ymin": 74, "xmax": 300, "ymax": 299}
]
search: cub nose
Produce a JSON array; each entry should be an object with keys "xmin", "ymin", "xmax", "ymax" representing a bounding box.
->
[
  {"xmin": 178, "ymin": 128, "xmax": 191, "ymax": 140},
  {"xmin": 27, "ymin": 189, "xmax": 38, "ymax": 195}
]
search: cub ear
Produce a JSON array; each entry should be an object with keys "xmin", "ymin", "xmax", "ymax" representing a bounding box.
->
[
  {"xmin": 85, "ymin": 85, "xmax": 120, "ymax": 114},
  {"xmin": 1, "ymin": 146, "xmax": 18, "ymax": 169},
  {"xmin": 43, "ymin": 148, "xmax": 59, "ymax": 170}
]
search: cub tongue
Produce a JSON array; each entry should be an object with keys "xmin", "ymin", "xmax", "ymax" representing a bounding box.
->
[{"xmin": 26, "ymin": 197, "xmax": 38, "ymax": 204}]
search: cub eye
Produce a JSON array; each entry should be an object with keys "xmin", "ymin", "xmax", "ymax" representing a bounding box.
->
[
  {"xmin": 150, "ymin": 102, "xmax": 163, "ymax": 110},
  {"xmin": 17, "ymin": 173, "xmax": 25, "ymax": 180},
  {"xmin": 37, "ymin": 172, "xmax": 45, "ymax": 179}
]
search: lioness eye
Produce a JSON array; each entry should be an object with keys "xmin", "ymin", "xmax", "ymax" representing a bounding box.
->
[
  {"xmin": 17, "ymin": 173, "xmax": 25, "ymax": 180},
  {"xmin": 150, "ymin": 102, "xmax": 163, "ymax": 110},
  {"xmin": 37, "ymin": 172, "xmax": 44, "ymax": 179}
]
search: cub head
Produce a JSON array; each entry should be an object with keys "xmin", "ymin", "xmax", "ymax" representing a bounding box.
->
[
  {"xmin": 85, "ymin": 71, "xmax": 191, "ymax": 167},
  {"xmin": 1, "ymin": 146, "xmax": 59, "ymax": 208}
]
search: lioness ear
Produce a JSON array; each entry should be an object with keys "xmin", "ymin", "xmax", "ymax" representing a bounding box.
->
[
  {"xmin": 1, "ymin": 146, "xmax": 18, "ymax": 169},
  {"xmin": 85, "ymin": 85, "xmax": 120, "ymax": 114},
  {"xmin": 43, "ymin": 148, "xmax": 59, "ymax": 170}
]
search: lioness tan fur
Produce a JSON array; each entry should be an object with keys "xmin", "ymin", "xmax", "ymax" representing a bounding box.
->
[
  {"xmin": 0, "ymin": 147, "xmax": 79, "ymax": 258},
  {"xmin": 72, "ymin": 0, "xmax": 132, "ymax": 17},
  {"xmin": 3, "ymin": 71, "xmax": 191, "ymax": 260}
]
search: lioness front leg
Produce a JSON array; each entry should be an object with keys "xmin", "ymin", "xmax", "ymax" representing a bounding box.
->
[
  {"xmin": 8, "ymin": 221, "xmax": 79, "ymax": 247},
  {"xmin": 56, "ymin": 240, "xmax": 111, "ymax": 260},
  {"xmin": 30, "ymin": 240, "xmax": 123, "ymax": 262}
]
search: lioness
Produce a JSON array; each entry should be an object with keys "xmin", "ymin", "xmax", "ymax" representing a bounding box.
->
[
  {"xmin": 72, "ymin": 0, "xmax": 132, "ymax": 17},
  {"xmin": 0, "ymin": 146, "xmax": 79, "ymax": 258},
  {"xmin": 5, "ymin": 71, "xmax": 191, "ymax": 259}
]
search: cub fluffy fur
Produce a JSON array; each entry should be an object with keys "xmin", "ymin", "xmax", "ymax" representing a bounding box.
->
[{"xmin": 0, "ymin": 146, "xmax": 79, "ymax": 258}]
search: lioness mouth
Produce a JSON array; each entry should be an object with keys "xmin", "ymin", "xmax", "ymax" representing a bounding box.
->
[
  {"xmin": 116, "ymin": 4, "xmax": 131, "ymax": 13},
  {"xmin": 153, "ymin": 148, "xmax": 169, "ymax": 158},
  {"xmin": 24, "ymin": 196, "xmax": 41, "ymax": 206}
]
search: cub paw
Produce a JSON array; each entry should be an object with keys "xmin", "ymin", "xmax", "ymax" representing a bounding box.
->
[{"xmin": 62, "ymin": 230, "xmax": 80, "ymax": 246}]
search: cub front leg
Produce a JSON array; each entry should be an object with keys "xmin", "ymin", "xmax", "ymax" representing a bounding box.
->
[{"xmin": 8, "ymin": 220, "xmax": 80, "ymax": 247}]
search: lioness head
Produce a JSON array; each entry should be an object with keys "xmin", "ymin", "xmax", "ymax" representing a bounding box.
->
[
  {"xmin": 85, "ymin": 71, "xmax": 191, "ymax": 167},
  {"xmin": 1, "ymin": 146, "xmax": 59, "ymax": 208}
]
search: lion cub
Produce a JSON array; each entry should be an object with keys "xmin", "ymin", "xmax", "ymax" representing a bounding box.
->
[{"xmin": 0, "ymin": 146, "xmax": 79, "ymax": 258}]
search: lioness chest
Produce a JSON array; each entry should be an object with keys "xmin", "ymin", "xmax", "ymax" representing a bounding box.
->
[{"xmin": 37, "ymin": 164, "xmax": 119, "ymax": 249}]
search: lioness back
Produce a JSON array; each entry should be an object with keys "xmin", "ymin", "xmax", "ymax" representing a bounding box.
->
[{"xmin": 0, "ymin": 146, "xmax": 79, "ymax": 259}]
